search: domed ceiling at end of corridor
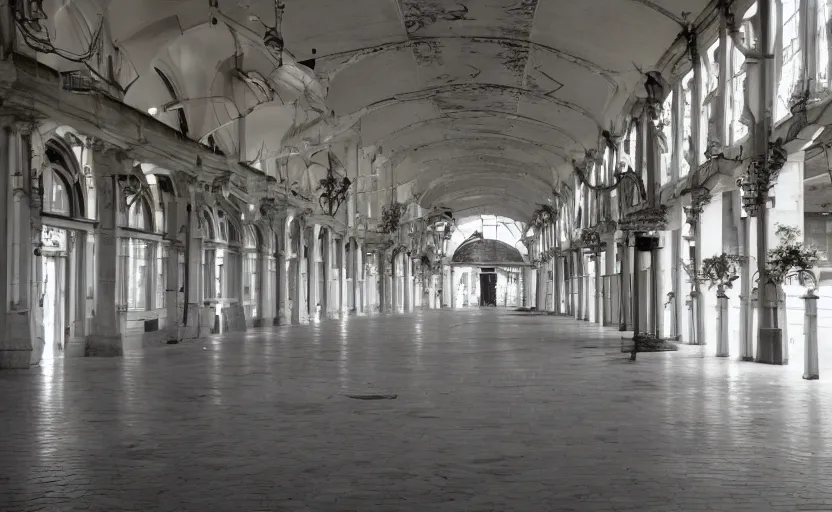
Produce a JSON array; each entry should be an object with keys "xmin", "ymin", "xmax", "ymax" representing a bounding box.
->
[{"xmin": 35, "ymin": 0, "xmax": 712, "ymax": 222}]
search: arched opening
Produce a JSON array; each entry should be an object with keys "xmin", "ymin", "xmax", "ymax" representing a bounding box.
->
[
  {"xmin": 37, "ymin": 138, "xmax": 93, "ymax": 362},
  {"xmin": 450, "ymin": 236, "xmax": 527, "ymax": 308},
  {"xmin": 242, "ymin": 225, "xmax": 261, "ymax": 325}
]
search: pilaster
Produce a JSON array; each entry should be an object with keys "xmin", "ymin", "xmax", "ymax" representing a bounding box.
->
[{"xmin": 0, "ymin": 121, "xmax": 33, "ymax": 368}]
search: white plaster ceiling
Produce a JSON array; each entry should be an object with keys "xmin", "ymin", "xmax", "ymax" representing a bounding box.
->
[{"xmin": 37, "ymin": 0, "xmax": 712, "ymax": 221}]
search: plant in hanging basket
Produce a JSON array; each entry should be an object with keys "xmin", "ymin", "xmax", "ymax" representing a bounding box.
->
[
  {"xmin": 380, "ymin": 202, "xmax": 406, "ymax": 234},
  {"xmin": 698, "ymin": 253, "xmax": 746, "ymax": 291},
  {"xmin": 766, "ymin": 224, "xmax": 818, "ymax": 285}
]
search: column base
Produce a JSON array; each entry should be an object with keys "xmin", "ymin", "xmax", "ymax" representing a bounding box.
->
[
  {"xmin": 0, "ymin": 349, "xmax": 33, "ymax": 369},
  {"xmin": 803, "ymin": 374, "xmax": 819, "ymax": 380},
  {"xmin": 741, "ymin": 356, "xmax": 755, "ymax": 362},
  {"xmin": 85, "ymin": 334, "xmax": 124, "ymax": 357},
  {"xmin": 716, "ymin": 354, "xmax": 729, "ymax": 358},
  {"xmin": 1, "ymin": 311, "xmax": 34, "ymax": 369}
]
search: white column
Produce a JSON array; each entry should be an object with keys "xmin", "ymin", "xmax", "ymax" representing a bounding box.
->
[
  {"xmin": 803, "ymin": 290, "xmax": 819, "ymax": 380},
  {"xmin": 449, "ymin": 266, "xmax": 456, "ymax": 309},
  {"xmin": 338, "ymin": 237, "xmax": 348, "ymax": 317},
  {"xmin": 391, "ymin": 253, "xmax": 399, "ymax": 312},
  {"xmin": 404, "ymin": 255, "xmax": 412, "ymax": 312},
  {"xmin": 277, "ymin": 216, "xmax": 290, "ymax": 325},
  {"xmin": 259, "ymin": 247, "xmax": 273, "ymax": 327},
  {"xmin": 85, "ymin": 142, "xmax": 124, "ymax": 356},
  {"xmin": 298, "ymin": 224, "xmax": 310, "ymax": 324},
  {"xmin": 716, "ymin": 287, "xmax": 730, "ymax": 357},
  {"xmin": 594, "ymin": 252, "xmax": 603, "ymax": 324},
  {"xmin": 307, "ymin": 225, "xmax": 320, "ymax": 321}
]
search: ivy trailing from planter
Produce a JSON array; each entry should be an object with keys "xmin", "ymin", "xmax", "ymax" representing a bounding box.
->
[
  {"xmin": 529, "ymin": 204, "xmax": 558, "ymax": 230},
  {"xmin": 380, "ymin": 202, "xmax": 406, "ymax": 234}
]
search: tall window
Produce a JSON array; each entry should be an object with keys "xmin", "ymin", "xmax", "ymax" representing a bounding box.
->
[
  {"xmin": 817, "ymin": 1, "xmax": 831, "ymax": 93},
  {"xmin": 680, "ymin": 70, "xmax": 695, "ymax": 177},
  {"xmin": 242, "ymin": 226, "xmax": 259, "ymax": 320},
  {"xmin": 128, "ymin": 198, "xmax": 152, "ymax": 230},
  {"xmin": 775, "ymin": 0, "xmax": 802, "ymax": 122},
  {"xmin": 120, "ymin": 239, "xmax": 153, "ymax": 311},
  {"xmin": 42, "ymin": 168, "xmax": 71, "ymax": 216},
  {"xmin": 660, "ymin": 91, "xmax": 674, "ymax": 185},
  {"xmin": 156, "ymin": 245, "xmax": 167, "ymax": 309}
]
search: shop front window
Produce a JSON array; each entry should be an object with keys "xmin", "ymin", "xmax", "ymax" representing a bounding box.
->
[{"xmin": 120, "ymin": 238, "xmax": 154, "ymax": 311}]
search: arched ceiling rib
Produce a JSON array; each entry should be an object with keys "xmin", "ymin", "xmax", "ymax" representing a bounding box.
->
[{"xmin": 38, "ymin": 0, "xmax": 714, "ymax": 220}]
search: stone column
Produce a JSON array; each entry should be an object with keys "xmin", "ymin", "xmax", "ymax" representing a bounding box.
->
[
  {"xmin": 259, "ymin": 245, "xmax": 273, "ymax": 327},
  {"xmin": 391, "ymin": 252, "xmax": 399, "ymax": 312},
  {"xmin": 716, "ymin": 286, "xmax": 730, "ymax": 357},
  {"xmin": 277, "ymin": 217, "xmax": 290, "ymax": 325},
  {"xmin": 404, "ymin": 255, "xmax": 412, "ymax": 311},
  {"xmin": 594, "ymin": 251, "xmax": 603, "ymax": 324},
  {"xmin": 575, "ymin": 252, "xmax": 583, "ymax": 320},
  {"xmin": 619, "ymin": 239, "xmax": 631, "ymax": 331},
  {"xmin": 803, "ymin": 290, "xmax": 819, "ymax": 380},
  {"xmin": 553, "ymin": 255, "xmax": 561, "ymax": 314},
  {"xmin": 449, "ymin": 265, "xmax": 456, "ymax": 309},
  {"xmin": 739, "ymin": 215, "xmax": 754, "ymax": 360},
  {"xmin": 85, "ymin": 142, "xmax": 125, "ymax": 356},
  {"xmin": 352, "ymin": 240, "xmax": 361, "ymax": 314},
  {"xmin": 165, "ymin": 195, "xmax": 185, "ymax": 341},
  {"xmin": 297, "ymin": 223, "xmax": 309, "ymax": 324},
  {"xmin": 338, "ymin": 237, "xmax": 348, "ymax": 317},
  {"xmin": 632, "ymin": 245, "xmax": 642, "ymax": 336},
  {"xmin": 0, "ymin": 122, "xmax": 33, "ymax": 368},
  {"xmin": 307, "ymin": 225, "xmax": 320, "ymax": 321}
]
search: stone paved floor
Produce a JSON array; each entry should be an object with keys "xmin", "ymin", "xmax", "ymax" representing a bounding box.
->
[{"xmin": 2, "ymin": 309, "xmax": 832, "ymax": 512}]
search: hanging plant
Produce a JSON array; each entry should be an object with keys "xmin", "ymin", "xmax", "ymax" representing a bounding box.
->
[
  {"xmin": 766, "ymin": 224, "xmax": 818, "ymax": 285},
  {"xmin": 698, "ymin": 253, "xmax": 745, "ymax": 291},
  {"xmin": 380, "ymin": 202, "xmax": 406, "ymax": 234}
]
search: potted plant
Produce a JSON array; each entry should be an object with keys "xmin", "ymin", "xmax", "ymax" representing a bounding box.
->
[
  {"xmin": 757, "ymin": 224, "xmax": 819, "ymax": 365},
  {"xmin": 766, "ymin": 224, "xmax": 818, "ymax": 286},
  {"xmin": 698, "ymin": 253, "xmax": 745, "ymax": 296},
  {"xmin": 380, "ymin": 202, "xmax": 406, "ymax": 234}
]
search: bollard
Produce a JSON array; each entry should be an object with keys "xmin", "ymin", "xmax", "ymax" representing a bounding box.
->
[
  {"xmin": 803, "ymin": 289, "xmax": 819, "ymax": 380},
  {"xmin": 716, "ymin": 286, "xmax": 730, "ymax": 357}
]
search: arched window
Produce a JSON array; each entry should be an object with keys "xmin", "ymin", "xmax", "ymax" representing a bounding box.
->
[
  {"xmin": 127, "ymin": 197, "xmax": 153, "ymax": 231},
  {"xmin": 42, "ymin": 167, "xmax": 71, "ymax": 216},
  {"xmin": 202, "ymin": 211, "xmax": 216, "ymax": 240}
]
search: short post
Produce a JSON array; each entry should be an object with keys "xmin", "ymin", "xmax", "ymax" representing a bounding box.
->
[
  {"xmin": 716, "ymin": 285, "xmax": 730, "ymax": 357},
  {"xmin": 803, "ymin": 289, "xmax": 819, "ymax": 380}
]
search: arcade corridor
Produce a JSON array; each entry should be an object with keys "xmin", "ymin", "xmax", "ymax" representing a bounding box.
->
[{"xmin": 1, "ymin": 309, "xmax": 831, "ymax": 512}]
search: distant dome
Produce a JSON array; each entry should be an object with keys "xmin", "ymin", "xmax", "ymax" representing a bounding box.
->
[{"xmin": 451, "ymin": 238, "xmax": 525, "ymax": 264}]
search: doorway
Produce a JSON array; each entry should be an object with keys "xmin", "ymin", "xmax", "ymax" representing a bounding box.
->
[
  {"xmin": 41, "ymin": 227, "xmax": 70, "ymax": 360},
  {"xmin": 480, "ymin": 271, "xmax": 498, "ymax": 307}
]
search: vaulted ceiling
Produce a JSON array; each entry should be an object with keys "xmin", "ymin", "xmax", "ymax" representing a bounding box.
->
[{"xmin": 37, "ymin": 0, "xmax": 713, "ymax": 222}]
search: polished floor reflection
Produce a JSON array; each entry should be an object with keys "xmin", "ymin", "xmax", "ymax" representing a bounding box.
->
[{"xmin": 1, "ymin": 309, "xmax": 832, "ymax": 511}]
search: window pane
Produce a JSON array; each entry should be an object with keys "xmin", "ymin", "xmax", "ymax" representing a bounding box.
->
[
  {"xmin": 120, "ymin": 238, "xmax": 153, "ymax": 311},
  {"xmin": 775, "ymin": 0, "xmax": 802, "ymax": 122},
  {"xmin": 157, "ymin": 246, "xmax": 168, "ymax": 309}
]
